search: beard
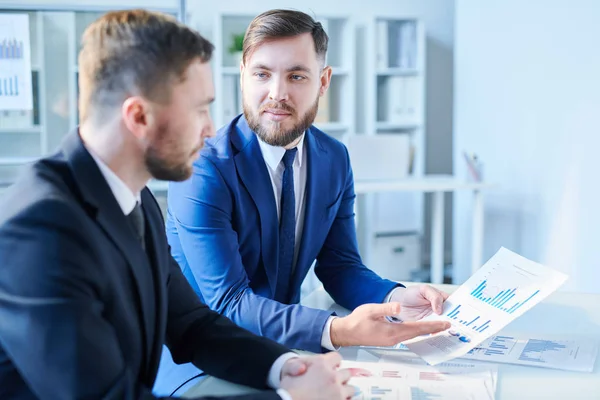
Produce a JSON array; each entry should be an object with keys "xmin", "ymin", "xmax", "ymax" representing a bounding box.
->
[
  {"xmin": 244, "ymin": 95, "xmax": 319, "ymax": 147},
  {"xmin": 144, "ymin": 121, "xmax": 201, "ymax": 182}
]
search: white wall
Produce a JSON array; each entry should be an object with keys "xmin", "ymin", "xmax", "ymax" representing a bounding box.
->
[
  {"xmin": 187, "ymin": 0, "xmax": 456, "ymax": 265},
  {"xmin": 453, "ymin": 0, "xmax": 600, "ymax": 292}
]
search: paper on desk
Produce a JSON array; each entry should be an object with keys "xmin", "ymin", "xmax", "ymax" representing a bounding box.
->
[
  {"xmin": 404, "ymin": 247, "xmax": 568, "ymax": 365},
  {"xmin": 463, "ymin": 335, "xmax": 599, "ymax": 372},
  {"xmin": 342, "ymin": 359, "xmax": 496, "ymax": 400},
  {"xmin": 360, "ymin": 333, "xmax": 599, "ymax": 373},
  {"xmin": 354, "ymin": 351, "xmax": 498, "ymax": 396}
]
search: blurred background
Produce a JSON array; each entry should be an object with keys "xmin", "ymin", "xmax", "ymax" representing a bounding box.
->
[{"xmin": 0, "ymin": 0, "xmax": 598, "ymax": 295}]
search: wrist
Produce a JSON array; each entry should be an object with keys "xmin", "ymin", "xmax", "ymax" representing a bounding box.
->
[{"xmin": 330, "ymin": 316, "xmax": 348, "ymax": 348}]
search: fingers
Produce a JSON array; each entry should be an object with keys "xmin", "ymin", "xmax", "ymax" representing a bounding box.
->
[
  {"xmin": 337, "ymin": 368, "xmax": 352, "ymax": 384},
  {"xmin": 421, "ymin": 285, "xmax": 447, "ymax": 314},
  {"xmin": 338, "ymin": 369, "xmax": 356, "ymax": 400},
  {"xmin": 360, "ymin": 302, "xmax": 402, "ymax": 318},
  {"xmin": 392, "ymin": 320, "xmax": 451, "ymax": 342},
  {"xmin": 281, "ymin": 357, "xmax": 308, "ymax": 377},
  {"xmin": 343, "ymin": 384, "xmax": 357, "ymax": 400},
  {"xmin": 320, "ymin": 351, "xmax": 343, "ymax": 369}
]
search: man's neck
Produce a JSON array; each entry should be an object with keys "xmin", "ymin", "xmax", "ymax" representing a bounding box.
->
[{"xmin": 79, "ymin": 122, "xmax": 150, "ymax": 195}]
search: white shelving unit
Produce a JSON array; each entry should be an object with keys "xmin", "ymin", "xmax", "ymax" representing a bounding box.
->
[
  {"xmin": 213, "ymin": 12, "xmax": 356, "ymax": 142},
  {"xmin": 358, "ymin": 16, "xmax": 427, "ymax": 277},
  {"xmin": 0, "ymin": 7, "xmax": 178, "ymax": 196}
]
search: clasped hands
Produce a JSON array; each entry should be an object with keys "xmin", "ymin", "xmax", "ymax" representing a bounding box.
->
[{"xmin": 279, "ymin": 285, "xmax": 450, "ymax": 399}]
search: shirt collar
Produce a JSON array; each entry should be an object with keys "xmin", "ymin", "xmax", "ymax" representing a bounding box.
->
[
  {"xmin": 257, "ymin": 133, "xmax": 305, "ymax": 171},
  {"xmin": 87, "ymin": 147, "xmax": 141, "ymax": 215}
]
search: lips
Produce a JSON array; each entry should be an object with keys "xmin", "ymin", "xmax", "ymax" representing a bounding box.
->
[{"xmin": 264, "ymin": 108, "xmax": 291, "ymax": 116}]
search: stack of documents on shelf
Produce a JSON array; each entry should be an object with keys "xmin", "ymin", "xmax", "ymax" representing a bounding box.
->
[{"xmin": 343, "ymin": 358, "xmax": 497, "ymax": 400}]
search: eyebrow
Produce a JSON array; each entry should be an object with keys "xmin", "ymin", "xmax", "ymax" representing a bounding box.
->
[{"xmin": 251, "ymin": 63, "xmax": 312, "ymax": 74}]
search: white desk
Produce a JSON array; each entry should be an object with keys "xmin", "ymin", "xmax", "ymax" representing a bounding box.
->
[
  {"xmin": 354, "ymin": 175, "xmax": 491, "ymax": 284},
  {"xmin": 184, "ymin": 283, "xmax": 600, "ymax": 400}
]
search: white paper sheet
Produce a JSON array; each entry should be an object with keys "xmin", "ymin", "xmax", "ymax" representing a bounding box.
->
[
  {"xmin": 360, "ymin": 333, "xmax": 599, "ymax": 373},
  {"xmin": 404, "ymin": 247, "xmax": 568, "ymax": 365},
  {"xmin": 463, "ymin": 335, "xmax": 598, "ymax": 372},
  {"xmin": 0, "ymin": 14, "xmax": 33, "ymax": 110},
  {"xmin": 342, "ymin": 359, "xmax": 496, "ymax": 400}
]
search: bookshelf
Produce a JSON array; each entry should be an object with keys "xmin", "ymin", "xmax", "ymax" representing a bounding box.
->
[
  {"xmin": 0, "ymin": 8, "xmax": 178, "ymax": 194},
  {"xmin": 359, "ymin": 16, "xmax": 427, "ymax": 273},
  {"xmin": 213, "ymin": 12, "xmax": 356, "ymax": 141}
]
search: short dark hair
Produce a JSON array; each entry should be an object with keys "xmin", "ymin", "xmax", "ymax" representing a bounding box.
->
[
  {"xmin": 243, "ymin": 9, "xmax": 328, "ymax": 65},
  {"xmin": 78, "ymin": 9, "xmax": 214, "ymax": 123}
]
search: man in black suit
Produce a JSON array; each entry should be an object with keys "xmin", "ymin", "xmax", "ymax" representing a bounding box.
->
[{"xmin": 0, "ymin": 9, "xmax": 353, "ymax": 400}]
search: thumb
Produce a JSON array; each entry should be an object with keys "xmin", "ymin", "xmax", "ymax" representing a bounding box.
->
[{"xmin": 281, "ymin": 358, "xmax": 308, "ymax": 378}]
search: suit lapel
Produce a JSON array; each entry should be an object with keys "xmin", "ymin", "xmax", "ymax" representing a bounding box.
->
[
  {"xmin": 61, "ymin": 130, "xmax": 155, "ymax": 367},
  {"xmin": 292, "ymin": 129, "xmax": 330, "ymax": 295},
  {"xmin": 231, "ymin": 117, "xmax": 280, "ymax": 294}
]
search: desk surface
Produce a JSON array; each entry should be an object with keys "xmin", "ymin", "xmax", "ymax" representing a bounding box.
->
[{"xmin": 184, "ymin": 283, "xmax": 600, "ymax": 399}]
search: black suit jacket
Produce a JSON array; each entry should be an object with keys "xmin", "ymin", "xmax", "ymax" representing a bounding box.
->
[{"xmin": 0, "ymin": 131, "xmax": 287, "ymax": 399}]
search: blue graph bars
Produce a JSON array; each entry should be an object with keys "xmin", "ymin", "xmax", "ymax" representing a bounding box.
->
[
  {"xmin": 0, "ymin": 39, "xmax": 24, "ymax": 59},
  {"xmin": 446, "ymin": 304, "xmax": 490, "ymax": 333},
  {"xmin": 0, "ymin": 76, "xmax": 19, "ymax": 96},
  {"xmin": 470, "ymin": 280, "xmax": 540, "ymax": 314}
]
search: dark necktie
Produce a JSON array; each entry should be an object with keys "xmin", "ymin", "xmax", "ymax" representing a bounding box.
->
[
  {"xmin": 128, "ymin": 201, "xmax": 145, "ymax": 250},
  {"xmin": 277, "ymin": 148, "xmax": 297, "ymax": 301}
]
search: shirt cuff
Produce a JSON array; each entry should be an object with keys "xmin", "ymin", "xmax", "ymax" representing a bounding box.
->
[
  {"xmin": 277, "ymin": 388, "xmax": 294, "ymax": 400},
  {"xmin": 321, "ymin": 315, "xmax": 340, "ymax": 351},
  {"xmin": 384, "ymin": 286, "xmax": 405, "ymax": 303},
  {"xmin": 267, "ymin": 352, "xmax": 299, "ymax": 389}
]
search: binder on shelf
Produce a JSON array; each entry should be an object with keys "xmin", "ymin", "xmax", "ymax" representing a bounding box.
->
[
  {"xmin": 376, "ymin": 20, "xmax": 388, "ymax": 70},
  {"xmin": 386, "ymin": 76, "xmax": 405, "ymax": 123},
  {"xmin": 397, "ymin": 21, "xmax": 417, "ymax": 70},
  {"xmin": 384, "ymin": 76, "xmax": 420, "ymax": 125}
]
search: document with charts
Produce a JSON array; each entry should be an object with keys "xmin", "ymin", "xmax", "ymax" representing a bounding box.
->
[
  {"xmin": 342, "ymin": 359, "xmax": 496, "ymax": 400},
  {"xmin": 404, "ymin": 247, "xmax": 568, "ymax": 365}
]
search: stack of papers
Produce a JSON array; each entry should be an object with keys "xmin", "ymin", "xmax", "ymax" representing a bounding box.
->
[
  {"xmin": 342, "ymin": 358, "xmax": 497, "ymax": 400},
  {"xmin": 360, "ymin": 334, "xmax": 599, "ymax": 373}
]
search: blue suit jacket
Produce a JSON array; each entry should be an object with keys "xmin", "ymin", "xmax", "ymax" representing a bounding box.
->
[{"xmin": 169, "ymin": 114, "xmax": 398, "ymax": 342}]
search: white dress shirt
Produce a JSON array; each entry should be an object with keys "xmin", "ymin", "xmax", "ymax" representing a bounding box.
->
[{"xmin": 88, "ymin": 147, "xmax": 294, "ymax": 400}]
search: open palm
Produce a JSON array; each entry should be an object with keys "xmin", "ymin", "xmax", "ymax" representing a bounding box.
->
[{"xmin": 391, "ymin": 285, "xmax": 449, "ymax": 321}]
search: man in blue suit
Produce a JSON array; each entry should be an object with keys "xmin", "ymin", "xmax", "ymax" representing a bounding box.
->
[
  {"xmin": 156, "ymin": 9, "xmax": 450, "ymax": 393},
  {"xmin": 0, "ymin": 10, "xmax": 356, "ymax": 400}
]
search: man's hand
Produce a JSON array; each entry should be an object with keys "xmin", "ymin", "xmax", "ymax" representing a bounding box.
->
[
  {"xmin": 390, "ymin": 285, "xmax": 450, "ymax": 321},
  {"xmin": 280, "ymin": 357, "xmax": 308, "ymax": 380},
  {"xmin": 330, "ymin": 302, "xmax": 450, "ymax": 348},
  {"xmin": 280, "ymin": 353, "xmax": 355, "ymax": 400}
]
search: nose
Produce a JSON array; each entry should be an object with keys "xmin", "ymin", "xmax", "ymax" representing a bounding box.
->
[
  {"xmin": 268, "ymin": 76, "xmax": 289, "ymax": 102},
  {"xmin": 202, "ymin": 115, "xmax": 216, "ymax": 139}
]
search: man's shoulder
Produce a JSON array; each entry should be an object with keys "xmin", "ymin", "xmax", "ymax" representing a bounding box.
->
[
  {"xmin": 199, "ymin": 121, "xmax": 236, "ymax": 162},
  {"xmin": 0, "ymin": 152, "xmax": 80, "ymax": 226},
  {"xmin": 308, "ymin": 125, "xmax": 348, "ymax": 155}
]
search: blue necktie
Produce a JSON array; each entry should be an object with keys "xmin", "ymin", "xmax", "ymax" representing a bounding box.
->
[{"xmin": 277, "ymin": 148, "xmax": 297, "ymax": 302}]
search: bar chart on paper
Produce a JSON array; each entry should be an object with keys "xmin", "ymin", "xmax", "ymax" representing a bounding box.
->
[
  {"xmin": 405, "ymin": 248, "xmax": 568, "ymax": 365},
  {"xmin": 0, "ymin": 13, "xmax": 32, "ymax": 109},
  {"xmin": 470, "ymin": 279, "xmax": 540, "ymax": 314},
  {"xmin": 445, "ymin": 303, "xmax": 492, "ymax": 334}
]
